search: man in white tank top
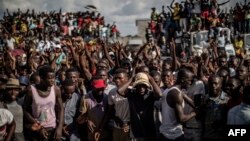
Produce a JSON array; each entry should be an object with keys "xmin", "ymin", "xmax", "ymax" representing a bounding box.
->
[{"xmin": 160, "ymin": 68, "xmax": 197, "ymax": 141}]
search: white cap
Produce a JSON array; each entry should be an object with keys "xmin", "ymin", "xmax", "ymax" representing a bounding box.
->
[{"xmin": 54, "ymin": 44, "xmax": 61, "ymax": 49}]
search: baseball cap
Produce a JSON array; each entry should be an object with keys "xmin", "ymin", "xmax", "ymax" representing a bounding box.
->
[{"xmin": 91, "ymin": 79, "xmax": 106, "ymax": 89}]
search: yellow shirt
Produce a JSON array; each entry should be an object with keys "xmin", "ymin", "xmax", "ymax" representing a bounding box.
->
[
  {"xmin": 173, "ymin": 7, "xmax": 180, "ymax": 20},
  {"xmin": 234, "ymin": 39, "xmax": 243, "ymax": 55},
  {"xmin": 21, "ymin": 23, "xmax": 27, "ymax": 32},
  {"xmin": 14, "ymin": 36, "xmax": 21, "ymax": 45}
]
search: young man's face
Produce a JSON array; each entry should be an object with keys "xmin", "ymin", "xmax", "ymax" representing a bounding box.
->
[
  {"xmin": 44, "ymin": 72, "xmax": 55, "ymax": 87},
  {"xmin": 226, "ymin": 79, "xmax": 239, "ymax": 96},
  {"xmin": 209, "ymin": 77, "xmax": 222, "ymax": 96},
  {"xmin": 162, "ymin": 62, "xmax": 171, "ymax": 71},
  {"xmin": 153, "ymin": 75, "xmax": 161, "ymax": 86},
  {"xmin": 236, "ymin": 66, "xmax": 248, "ymax": 81},
  {"xmin": 93, "ymin": 88, "xmax": 105, "ymax": 96},
  {"xmin": 162, "ymin": 72, "xmax": 174, "ymax": 88},
  {"xmin": 113, "ymin": 73, "xmax": 128, "ymax": 87},
  {"xmin": 180, "ymin": 73, "xmax": 194, "ymax": 90},
  {"xmin": 96, "ymin": 70, "xmax": 108, "ymax": 81},
  {"xmin": 59, "ymin": 71, "xmax": 66, "ymax": 82},
  {"xmin": 149, "ymin": 60, "xmax": 159, "ymax": 71},
  {"xmin": 135, "ymin": 84, "xmax": 148, "ymax": 95},
  {"xmin": 66, "ymin": 72, "xmax": 78, "ymax": 86},
  {"xmin": 6, "ymin": 88, "xmax": 20, "ymax": 101},
  {"xmin": 141, "ymin": 67, "xmax": 149, "ymax": 74},
  {"xmin": 219, "ymin": 58, "xmax": 227, "ymax": 67},
  {"xmin": 97, "ymin": 63, "xmax": 108, "ymax": 71},
  {"xmin": 63, "ymin": 85, "xmax": 75, "ymax": 99}
]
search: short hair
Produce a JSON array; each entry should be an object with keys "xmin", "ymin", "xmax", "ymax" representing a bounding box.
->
[
  {"xmin": 150, "ymin": 70, "xmax": 161, "ymax": 77},
  {"xmin": 114, "ymin": 68, "xmax": 128, "ymax": 76},
  {"xmin": 91, "ymin": 75, "xmax": 104, "ymax": 81},
  {"xmin": 121, "ymin": 58, "xmax": 131, "ymax": 66},
  {"xmin": 38, "ymin": 66, "xmax": 54, "ymax": 78},
  {"xmin": 162, "ymin": 70, "xmax": 173, "ymax": 77},
  {"xmin": 228, "ymin": 78, "xmax": 241, "ymax": 86},
  {"xmin": 95, "ymin": 69, "xmax": 108, "ymax": 78},
  {"xmin": 136, "ymin": 66, "xmax": 149, "ymax": 74},
  {"xmin": 62, "ymin": 79, "xmax": 75, "ymax": 87},
  {"xmin": 177, "ymin": 68, "xmax": 193, "ymax": 80},
  {"xmin": 66, "ymin": 68, "xmax": 79, "ymax": 74},
  {"xmin": 208, "ymin": 75, "xmax": 222, "ymax": 83},
  {"xmin": 217, "ymin": 67, "xmax": 230, "ymax": 77},
  {"xmin": 163, "ymin": 58, "xmax": 172, "ymax": 64},
  {"xmin": 30, "ymin": 72, "xmax": 39, "ymax": 82}
]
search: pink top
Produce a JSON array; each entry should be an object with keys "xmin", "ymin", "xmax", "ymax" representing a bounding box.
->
[{"xmin": 31, "ymin": 85, "xmax": 56, "ymax": 128}]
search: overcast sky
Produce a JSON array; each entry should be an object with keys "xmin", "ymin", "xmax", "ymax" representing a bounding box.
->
[{"xmin": 0, "ymin": 0, "xmax": 244, "ymax": 36}]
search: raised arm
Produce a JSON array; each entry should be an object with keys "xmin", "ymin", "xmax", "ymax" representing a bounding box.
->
[
  {"xmin": 24, "ymin": 9, "xmax": 30, "ymax": 17},
  {"xmin": 148, "ymin": 75, "xmax": 162, "ymax": 99},
  {"xmin": 6, "ymin": 9, "xmax": 11, "ymax": 17},
  {"xmin": 50, "ymin": 52, "xmax": 61, "ymax": 71},
  {"xmin": 102, "ymin": 41, "xmax": 115, "ymax": 68},
  {"xmin": 117, "ymin": 77, "xmax": 133, "ymax": 96},
  {"xmin": 170, "ymin": 0, "xmax": 176, "ymax": 9},
  {"xmin": 132, "ymin": 44, "xmax": 147, "ymax": 65},
  {"xmin": 218, "ymin": 0, "xmax": 230, "ymax": 7},
  {"xmin": 85, "ymin": 45, "xmax": 96, "ymax": 74},
  {"xmin": 167, "ymin": 6, "xmax": 173, "ymax": 14},
  {"xmin": 79, "ymin": 51, "xmax": 92, "ymax": 81},
  {"xmin": 170, "ymin": 39, "xmax": 178, "ymax": 71}
]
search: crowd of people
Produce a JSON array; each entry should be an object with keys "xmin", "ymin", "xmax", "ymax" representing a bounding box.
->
[
  {"xmin": 0, "ymin": 1, "xmax": 250, "ymax": 141},
  {"xmin": 147, "ymin": 0, "xmax": 248, "ymax": 58}
]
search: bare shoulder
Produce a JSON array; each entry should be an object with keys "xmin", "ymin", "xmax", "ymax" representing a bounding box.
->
[
  {"xmin": 54, "ymin": 85, "xmax": 61, "ymax": 97},
  {"xmin": 168, "ymin": 88, "xmax": 183, "ymax": 103},
  {"xmin": 26, "ymin": 85, "xmax": 34, "ymax": 97}
]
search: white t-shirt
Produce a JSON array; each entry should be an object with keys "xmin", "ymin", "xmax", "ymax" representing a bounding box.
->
[
  {"xmin": 0, "ymin": 109, "xmax": 14, "ymax": 140},
  {"xmin": 6, "ymin": 38, "xmax": 15, "ymax": 50},
  {"xmin": 192, "ymin": 1, "xmax": 201, "ymax": 14},
  {"xmin": 217, "ymin": 35, "xmax": 225, "ymax": 48},
  {"xmin": 101, "ymin": 27, "xmax": 108, "ymax": 37},
  {"xmin": 175, "ymin": 31, "xmax": 183, "ymax": 44}
]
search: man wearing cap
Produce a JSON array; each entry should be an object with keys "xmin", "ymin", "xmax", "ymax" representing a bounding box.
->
[
  {"xmin": 94, "ymin": 68, "xmax": 130, "ymax": 141},
  {"xmin": 4, "ymin": 78, "xmax": 25, "ymax": 141},
  {"xmin": 117, "ymin": 72, "xmax": 162, "ymax": 141},
  {"xmin": 77, "ymin": 77, "xmax": 110, "ymax": 141}
]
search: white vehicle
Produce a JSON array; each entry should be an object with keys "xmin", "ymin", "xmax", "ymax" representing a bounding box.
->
[{"xmin": 190, "ymin": 27, "xmax": 235, "ymax": 57}]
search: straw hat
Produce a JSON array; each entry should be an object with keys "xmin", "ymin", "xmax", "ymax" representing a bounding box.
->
[
  {"xmin": 133, "ymin": 73, "xmax": 151, "ymax": 88},
  {"xmin": 5, "ymin": 78, "xmax": 21, "ymax": 89}
]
